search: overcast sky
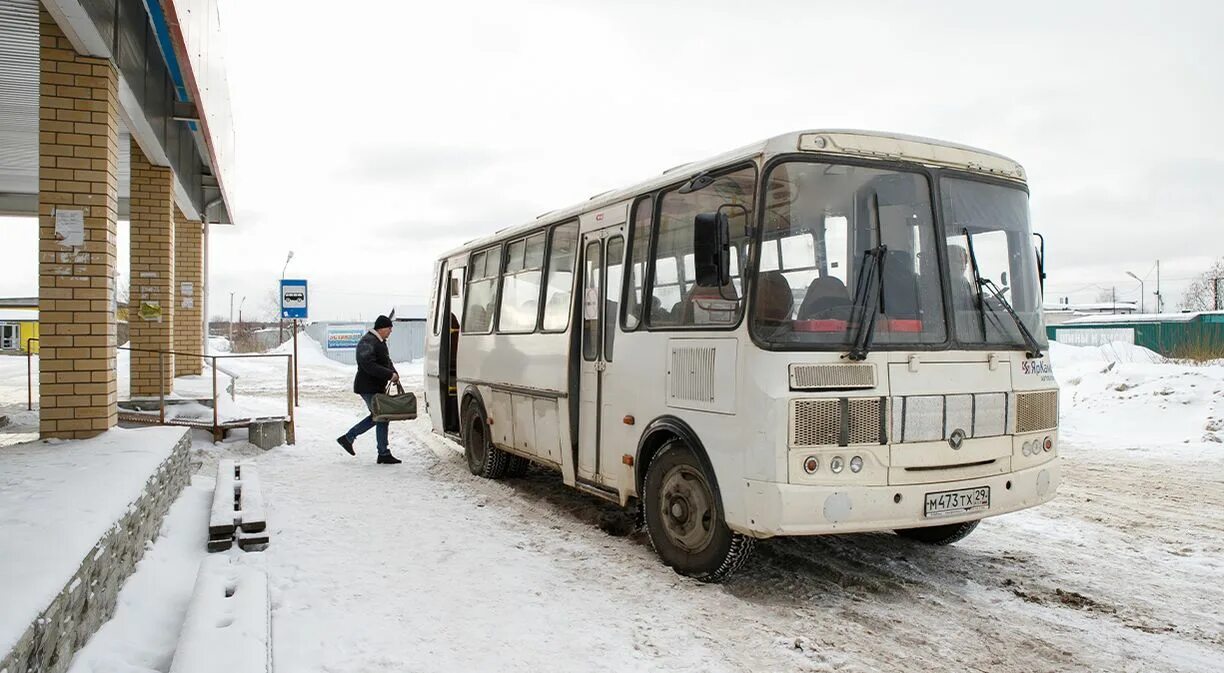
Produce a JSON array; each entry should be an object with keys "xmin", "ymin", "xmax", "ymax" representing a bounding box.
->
[{"xmin": 4, "ymin": 0, "xmax": 1222, "ymax": 320}]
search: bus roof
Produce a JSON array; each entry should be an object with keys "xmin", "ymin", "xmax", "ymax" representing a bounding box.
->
[{"xmin": 440, "ymin": 128, "xmax": 1026, "ymax": 259}]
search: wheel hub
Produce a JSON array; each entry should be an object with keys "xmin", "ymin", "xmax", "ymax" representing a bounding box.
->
[{"xmin": 658, "ymin": 465, "xmax": 715, "ymax": 553}]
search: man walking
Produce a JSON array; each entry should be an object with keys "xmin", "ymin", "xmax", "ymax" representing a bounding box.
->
[{"xmin": 337, "ymin": 315, "xmax": 402, "ymax": 464}]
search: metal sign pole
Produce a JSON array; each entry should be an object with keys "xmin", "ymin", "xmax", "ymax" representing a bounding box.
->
[{"xmin": 293, "ymin": 319, "xmax": 300, "ymax": 407}]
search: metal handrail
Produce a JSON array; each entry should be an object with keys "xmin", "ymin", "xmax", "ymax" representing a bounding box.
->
[
  {"xmin": 116, "ymin": 346, "xmax": 296, "ymax": 443},
  {"xmin": 26, "ymin": 337, "xmax": 38, "ymax": 411},
  {"xmin": 24, "ymin": 341, "xmax": 296, "ymax": 443}
]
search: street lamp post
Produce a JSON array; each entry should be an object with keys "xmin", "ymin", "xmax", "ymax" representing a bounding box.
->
[
  {"xmin": 1126, "ymin": 271, "xmax": 1145, "ymax": 314},
  {"xmin": 280, "ymin": 251, "xmax": 294, "ymax": 343}
]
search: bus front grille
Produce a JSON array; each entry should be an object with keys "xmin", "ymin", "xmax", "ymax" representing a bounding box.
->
[
  {"xmin": 789, "ymin": 398, "xmax": 883, "ymax": 447},
  {"xmin": 1015, "ymin": 390, "xmax": 1058, "ymax": 433}
]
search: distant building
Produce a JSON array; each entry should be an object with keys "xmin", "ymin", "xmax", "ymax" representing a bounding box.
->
[
  {"xmin": 0, "ymin": 300, "xmax": 39, "ymax": 354},
  {"xmin": 1043, "ymin": 300, "xmax": 1138, "ymax": 326}
]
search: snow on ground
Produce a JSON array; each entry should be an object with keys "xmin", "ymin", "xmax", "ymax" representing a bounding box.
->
[
  {"xmin": 0, "ymin": 426, "xmax": 188, "ymax": 657},
  {"xmin": 3, "ymin": 339, "xmax": 1223, "ymax": 672},
  {"xmin": 66, "ymin": 476, "xmax": 212, "ymax": 673}
]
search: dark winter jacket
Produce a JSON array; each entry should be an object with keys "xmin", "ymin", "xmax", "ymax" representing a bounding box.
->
[{"xmin": 353, "ymin": 330, "xmax": 397, "ymax": 394}]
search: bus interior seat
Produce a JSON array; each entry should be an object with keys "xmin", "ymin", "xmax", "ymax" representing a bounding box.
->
[
  {"xmin": 679, "ymin": 282, "xmax": 739, "ymax": 325},
  {"xmin": 881, "ymin": 249, "xmax": 921, "ymax": 318},
  {"xmin": 756, "ymin": 271, "xmax": 794, "ymax": 322},
  {"xmin": 797, "ymin": 275, "xmax": 851, "ymax": 319}
]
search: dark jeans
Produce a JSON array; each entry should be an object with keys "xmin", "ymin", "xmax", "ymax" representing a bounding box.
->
[{"xmin": 345, "ymin": 393, "xmax": 389, "ymax": 456}]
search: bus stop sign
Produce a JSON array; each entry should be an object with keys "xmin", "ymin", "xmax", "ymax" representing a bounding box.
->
[{"xmin": 281, "ymin": 279, "xmax": 308, "ymax": 319}]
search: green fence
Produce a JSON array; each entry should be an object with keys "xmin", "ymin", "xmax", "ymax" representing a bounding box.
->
[{"xmin": 1047, "ymin": 313, "xmax": 1224, "ymax": 358}]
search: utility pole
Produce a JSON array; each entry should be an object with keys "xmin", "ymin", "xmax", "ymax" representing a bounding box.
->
[
  {"xmin": 1112, "ymin": 286, "xmax": 1117, "ymax": 314},
  {"xmin": 228, "ymin": 292, "xmax": 234, "ymax": 343},
  {"xmin": 1155, "ymin": 260, "xmax": 1162, "ymax": 313}
]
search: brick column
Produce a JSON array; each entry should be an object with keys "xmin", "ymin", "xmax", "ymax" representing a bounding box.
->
[
  {"xmin": 37, "ymin": 8, "xmax": 120, "ymax": 439},
  {"xmin": 174, "ymin": 207, "xmax": 203, "ymax": 375},
  {"xmin": 128, "ymin": 138, "xmax": 175, "ymax": 397}
]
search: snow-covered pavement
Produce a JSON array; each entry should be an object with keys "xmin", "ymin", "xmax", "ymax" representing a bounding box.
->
[
  {"xmin": 244, "ymin": 340, "xmax": 1223, "ymax": 673},
  {"xmin": 3, "ymin": 339, "xmax": 1222, "ymax": 672}
]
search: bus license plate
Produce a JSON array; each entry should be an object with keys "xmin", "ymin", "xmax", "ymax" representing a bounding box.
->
[{"xmin": 923, "ymin": 486, "xmax": 990, "ymax": 518}]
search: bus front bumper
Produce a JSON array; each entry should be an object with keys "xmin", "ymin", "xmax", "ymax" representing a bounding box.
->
[{"xmin": 734, "ymin": 458, "xmax": 1060, "ymax": 538}]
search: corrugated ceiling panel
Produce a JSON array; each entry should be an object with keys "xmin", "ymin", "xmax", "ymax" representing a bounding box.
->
[{"xmin": 0, "ymin": 0, "xmax": 39, "ymax": 194}]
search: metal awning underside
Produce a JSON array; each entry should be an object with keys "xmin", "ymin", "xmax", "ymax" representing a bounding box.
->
[{"xmin": 0, "ymin": 0, "xmax": 234, "ymax": 224}]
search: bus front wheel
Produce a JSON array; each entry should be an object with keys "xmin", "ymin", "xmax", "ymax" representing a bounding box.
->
[
  {"xmin": 463, "ymin": 403, "xmax": 508, "ymax": 479},
  {"xmin": 895, "ymin": 520, "xmax": 979, "ymax": 545},
  {"xmin": 642, "ymin": 440, "xmax": 754, "ymax": 583}
]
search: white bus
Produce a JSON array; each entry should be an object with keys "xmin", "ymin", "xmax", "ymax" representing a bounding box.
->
[{"xmin": 424, "ymin": 130, "xmax": 1059, "ymax": 582}]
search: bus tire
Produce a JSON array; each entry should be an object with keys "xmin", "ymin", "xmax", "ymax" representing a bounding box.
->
[
  {"xmin": 642, "ymin": 440, "xmax": 754, "ymax": 582},
  {"xmin": 506, "ymin": 455, "xmax": 531, "ymax": 478},
  {"xmin": 894, "ymin": 520, "xmax": 979, "ymax": 545},
  {"xmin": 463, "ymin": 403, "xmax": 508, "ymax": 479}
]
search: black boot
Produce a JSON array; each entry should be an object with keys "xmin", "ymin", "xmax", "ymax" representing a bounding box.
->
[
  {"xmin": 336, "ymin": 435, "xmax": 355, "ymax": 456},
  {"xmin": 377, "ymin": 453, "xmax": 402, "ymax": 465}
]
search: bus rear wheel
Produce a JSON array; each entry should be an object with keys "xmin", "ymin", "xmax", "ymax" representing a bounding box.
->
[
  {"xmin": 642, "ymin": 440, "xmax": 754, "ymax": 583},
  {"xmin": 895, "ymin": 520, "xmax": 979, "ymax": 545},
  {"xmin": 463, "ymin": 403, "xmax": 508, "ymax": 479}
]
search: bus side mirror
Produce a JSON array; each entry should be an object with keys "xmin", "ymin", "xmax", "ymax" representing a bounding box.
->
[
  {"xmin": 694, "ymin": 212, "xmax": 730, "ymax": 287},
  {"xmin": 1033, "ymin": 232, "xmax": 1047, "ymax": 295}
]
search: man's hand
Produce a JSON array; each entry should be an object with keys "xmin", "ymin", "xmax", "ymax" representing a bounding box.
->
[{"xmin": 391, "ymin": 372, "xmax": 400, "ymax": 383}]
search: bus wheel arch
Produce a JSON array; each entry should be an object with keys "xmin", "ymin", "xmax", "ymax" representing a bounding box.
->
[
  {"xmin": 460, "ymin": 388, "xmax": 508, "ymax": 478},
  {"xmin": 634, "ymin": 416, "xmax": 723, "ymax": 505}
]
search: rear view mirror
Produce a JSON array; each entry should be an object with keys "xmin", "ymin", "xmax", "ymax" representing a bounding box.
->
[{"xmin": 694, "ymin": 212, "xmax": 730, "ymax": 287}]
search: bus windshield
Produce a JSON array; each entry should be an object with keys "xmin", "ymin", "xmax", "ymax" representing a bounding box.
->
[
  {"xmin": 942, "ymin": 177, "xmax": 1047, "ymax": 349},
  {"xmin": 751, "ymin": 161, "xmax": 946, "ymax": 347}
]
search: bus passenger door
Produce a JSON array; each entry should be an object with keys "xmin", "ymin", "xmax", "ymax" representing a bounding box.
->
[
  {"xmin": 577, "ymin": 230, "xmax": 626, "ymax": 487},
  {"xmin": 577, "ymin": 235, "xmax": 603, "ymax": 482}
]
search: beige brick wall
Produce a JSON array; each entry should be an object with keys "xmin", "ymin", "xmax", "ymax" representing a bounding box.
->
[
  {"xmin": 37, "ymin": 8, "xmax": 120, "ymax": 439},
  {"xmin": 128, "ymin": 138, "xmax": 175, "ymax": 397},
  {"xmin": 174, "ymin": 207, "xmax": 203, "ymax": 376}
]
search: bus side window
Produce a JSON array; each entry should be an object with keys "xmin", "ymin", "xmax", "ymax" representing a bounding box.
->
[
  {"xmin": 623, "ymin": 196, "xmax": 652, "ymax": 330},
  {"xmin": 431, "ymin": 261, "xmax": 447, "ymax": 336},
  {"xmin": 651, "ymin": 165, "xmax": 755, "ymax": 328},
  {"xmin": 604, "ymin": 236, "xmax": 624, "ymax": 360},
  {"xmin": 463, "ymin": 247, "xmax": 499, "ymax": 334},
  {"xmin": 498, "ymin": 232, "xmax": 545, "ymax": 333},
  {"xmin": 542, "ymin": 221, "xmax": 579, "ymax": 332},
  {"xmin": 582, "ymin": 241, "xmax": 602, "ymax": 361}
]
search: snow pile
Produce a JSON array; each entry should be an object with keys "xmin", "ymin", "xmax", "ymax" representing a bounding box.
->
[
  {"xmin": 0, "ymin": 427, "xmax": 187, "ymax": 656},
  {"xmin": 1050, "ymin": 340, "xmax": 1224, "ymax": 448},
  {"xmin": 66, "ymin": 477, "xmax": 212, "ymax": 673}
]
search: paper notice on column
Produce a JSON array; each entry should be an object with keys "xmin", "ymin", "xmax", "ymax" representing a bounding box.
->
[{"xmin": 54, "ymin": 209, "xmax": 85, "ymax": 247}]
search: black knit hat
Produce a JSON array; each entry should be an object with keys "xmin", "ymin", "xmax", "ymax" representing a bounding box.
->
[{"xmin": 374, "ymin": 315, "xmax": 393, "ymax": 330}]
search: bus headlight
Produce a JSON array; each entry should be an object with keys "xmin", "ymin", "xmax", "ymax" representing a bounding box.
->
[
  {"xmin": 1021, "ymin": 441, "xmax": 1032, "ymax": 456},
  {"xmin": 803, "ymin": 456, "xmax": 820, "ymax": 474},
  {"xmin": 849, "ymin": 456, "xmax": 863, "ymax": 473},
  {"xmin": 830, "ymin": 456, "xmax": 845, "ymax": 474}
]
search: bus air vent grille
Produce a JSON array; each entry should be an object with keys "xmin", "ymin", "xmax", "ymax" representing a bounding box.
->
[
  {"xmin": 790, "ymin": 398, "xmax": 883, "ymax": 447},
  {"xmin": 790, "ymin": 399, "xmax": 841, "ymax": 447},
  {"xmin": 789, "ymin": 363, "xmax": 876, "ymax": 390},
  {"xmin": 1015, "ymin": 390, "xmax": 1058, "ymax": 433},
  {"xmin": 669, "ymin": 347, "xmax": 716, "ymax": 402}
]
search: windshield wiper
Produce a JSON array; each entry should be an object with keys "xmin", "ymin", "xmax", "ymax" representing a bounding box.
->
[
  {"xmin": 962, "ymin": 228, "xmax": 1044, "ymax": 358},
  {"xmin": 847, "ymin": 245, "xmax": 886, "ymax": 361}
]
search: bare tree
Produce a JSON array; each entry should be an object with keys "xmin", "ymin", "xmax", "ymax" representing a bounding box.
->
[
  {"xmin": 1180, "ymin": 258, "xmax": 1224, "ymax": 311},
  {"xmin": 1095, "ymin": 288, "xmax": 1116, "ymax": 304}
]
